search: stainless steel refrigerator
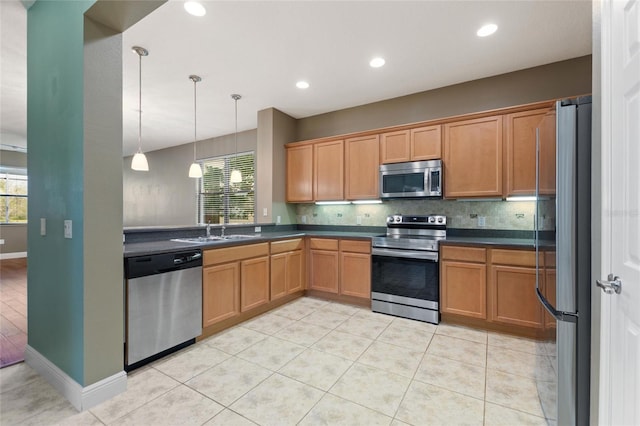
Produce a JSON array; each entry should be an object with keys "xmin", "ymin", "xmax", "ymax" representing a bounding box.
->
[{"xmin": 536, "ymin": 96, "xmax": 592, "ymax": 425}]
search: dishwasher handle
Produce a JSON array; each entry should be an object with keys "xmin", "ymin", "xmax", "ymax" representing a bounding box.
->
[{"xmin": 174, "ymin": 252, "xmax": 202, "ymax": 265}]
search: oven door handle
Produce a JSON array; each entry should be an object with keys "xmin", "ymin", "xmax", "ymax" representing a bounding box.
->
[{"xmin": 372, "ymin": 248, "xmax": 438, "ymax": 261}]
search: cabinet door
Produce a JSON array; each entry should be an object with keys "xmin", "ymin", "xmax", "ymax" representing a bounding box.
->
[
  {"xmin": 440, "ymin": 260, "xmax": 487, "ymax": 319},
  {"xmin": 287, "ymin": 250, "xmax": 304, "ymax": 294},
  {"xmin": 380, "ymin": 130, "xmax": 410, "ymax": 164},
  {"xmin": 443, "ymin": 115, "xmax": 503, "ymax": 198},
  {"xmin": 309, "ymin": 249, "xmax": 339, "ymax": 293},
  {"xmin": 411, "ymin": 125, "xmax": 442, "ymax": 161},
  {"xmin": 270, "ymin": 252, "xmax": 287, "ymax": 301},
  {"xmin": 203, "ymin": 263, "xmax": 240, "ymax": 327},
  {"xmin": 240, "ymin": 256, "xmax": 270, "ymax": 312},
  {"xmin": 489, "ymin": 265, "xmax": 543, "ymax": 328},
  {"xmin": 538, "ymin": 110, "xmax": 556, "ymax": 195},
  {"xmin": 340, "ymin": 251, "xmax": 371, "ymax": 299},
  {"xmin": 504, "ymin": 108, "xmax": 555, "ymax": 196},
  {"xmin": 314, "ymin": 140, "xmax": 344, "ymax": 200},
  {"xmin": 286, "ymin": 144, "xmax": 313, "ymax": 202},
  {"xmin": 345, "ymin": 135, "xmax": 380, "ymax": 199}
]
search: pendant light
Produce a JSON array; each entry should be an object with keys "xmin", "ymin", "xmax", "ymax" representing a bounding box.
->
[
  {"xmin": 188, "ymin": 75, "xmax": 203, "ymax": 178},
  {"xmin": 229, "ymin": 94, "xmax": 242, "ymax": 184},
  {"xmin": 131, "ymin": 46, "xmax": 149, "ymax": 171}
]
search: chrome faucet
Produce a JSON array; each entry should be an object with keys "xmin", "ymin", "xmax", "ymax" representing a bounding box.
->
[
  {"xmin": 206, "ymin": 222, "xmax": 211, "ymax": 238},
  {"xmin": 221, "ymin": 225, "xmax": 226, "ymax": 237}
]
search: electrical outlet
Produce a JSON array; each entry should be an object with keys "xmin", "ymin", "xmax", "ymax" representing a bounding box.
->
[
  {"xmin": 301, "ymin": 215, "xmax": 307, "ymax": 224},
  {"xmin": 254, "ymin": 226, "xmax": 262, "ymax": 233},
  {"xmin": 478, "ymin": 216, "xmax": 486, "ymax": 227},
  {"xmin": 64, "ymin": 220, "xmax": 72, "ymax": 239},
  {"xmin": 262, "ymin": 207, "xmax": 268, "ymax": 217},
  {"xmin": 0, "ymin": 239, "xmax": 4, "ymax": 245},
  {"xmin": 276, "ymin": 216, "xmax": 281, "ymax": 224},
  {"xmin": 356, "ymin": 215, "xmax": 362, "ymax": 225},
  {"xmin": 40, "ymin": 218, "xmax": 46, "ymax": 236}
]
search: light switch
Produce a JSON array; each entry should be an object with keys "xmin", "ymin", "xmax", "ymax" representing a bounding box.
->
[
  {"xmin": 301, "ymin": 215, "xmax": 307, "ymax": 224},
  {"xmin": 40, "ymin": 218, "xmax": 46, "ymax": 236},
  {"xmin": 0, "ymin": 239, "xmax": 5, "ymax": 245},
  {"xmin": 64, "ymin": 220, "xmax": 72, "ymax": 239},
  {"xmin": 276, "ymin": 215, "xmax": 281, "ymax": 224},
  {"xmin": 263, "ymin": 207, "xmax": 268, "ymax": 217}
]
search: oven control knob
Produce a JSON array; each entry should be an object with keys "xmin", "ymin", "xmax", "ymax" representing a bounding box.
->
[
  {"xmin": 395, "ymin": 216, "xmax": 401, "ymax": 223},
  {"xmin": 437, "ymin": 217, "xmax": 444, "ymax": 223},
  {"xmin": 429, "ymin": 217, "xmax": 435, "ymax": 223}
]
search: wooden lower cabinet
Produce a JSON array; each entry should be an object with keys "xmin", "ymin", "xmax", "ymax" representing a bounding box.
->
[
  {"xmin": 309, "ymin": 238, "xmax": 371, "ymax": 301},
  {"xmin": 309, "ymin": 249, "xmax": 339, "ymax": 293},
  {"xmin": 203, "ymin": 262, "xmax": 240, "ymax": 327},
  {"xmin": 240, "ymin": 256, "xmax": 270, "ymax": 312},
  {"xmin": 440, "ymin": 246, "xmax": 487, "ymax": 319},
  {"xmin": 440, "ymin": 244, "xmax": 547, "ymax": 335},
  {"xmin": 339, "ymin": 240, "xmax": 371, "ymax": 299},
  {"xmin": 489, "ymin": 264, "xmax": 543, "ymax": 328},
  {"xmin": 270, "ymin": 239, "xmax": 304, "ymax": 300},
  {"xmin": 202, "ymin": 243, "xmax": 270, "ymax": 326},
  {"xmin": 440, "ymin": 260, "xmax": 487, "ymax": 319}
]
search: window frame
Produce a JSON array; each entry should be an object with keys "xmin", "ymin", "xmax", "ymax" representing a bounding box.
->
[
  {"xmin": 197, "ymin": 151, "xmax": 256, "ymax": 225},
  {"xmin": 0, "ymin": 167, "xmax": 28, "ymax": 224}
]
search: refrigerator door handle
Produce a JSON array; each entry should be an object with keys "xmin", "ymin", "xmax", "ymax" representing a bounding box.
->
[{"xmin": 536, "ymin": 287, "xmax": 578, "ymax": 323}]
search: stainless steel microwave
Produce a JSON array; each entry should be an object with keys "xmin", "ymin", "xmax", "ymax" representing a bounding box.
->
[{"xmin": 379, "ymin": 160, "xmax": 442, "ymax": 199}]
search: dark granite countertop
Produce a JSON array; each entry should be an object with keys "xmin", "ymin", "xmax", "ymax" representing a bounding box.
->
[
  {"xmin": 123, "ymin": 230, "xmax": 380, "ymax": 258},
  {"xmin": 441, "ymin": 236, "xmax": 555, "ymax": 249},
  {"xmin": 123, "ymin": 226, "xmax": 555, "ymax": 258}
]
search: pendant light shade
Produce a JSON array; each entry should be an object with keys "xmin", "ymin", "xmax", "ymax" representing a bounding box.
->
[
  {"xmin": 230, "ymin": 94, "xmax": 242, "ymax": 184},
  {"xmin": 131, "ymin": 149, "xmax": 149, "ymax": 171},
  {"xmin": 188, "ymin": 75, "xmax": 203, "ymax": 178},
  {"xmin": 131, "ymin": 46, "xmax": 149, "ymax": 171}
]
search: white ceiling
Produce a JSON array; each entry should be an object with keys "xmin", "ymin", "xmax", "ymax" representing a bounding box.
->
[{"xmin": 1, "ymin": 0, "xmax": 592, "ymax": 156}]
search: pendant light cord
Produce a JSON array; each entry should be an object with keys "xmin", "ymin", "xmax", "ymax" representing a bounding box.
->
[
  {"xmin": 138, "ymin": 50, "xmax": 142, "ymax": 150},
  {"xmin": 193, "ymin": 77, "xmax": 197, "ymax": 158}
]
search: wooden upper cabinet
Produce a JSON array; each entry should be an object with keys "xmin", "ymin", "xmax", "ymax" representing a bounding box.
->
[
  {"xmin": 538, "ymin": 110, "xmax": 556, "ymax": 195},
  {"xmin": 443, "ymin": 115, "xmax": 503, "ymax": 198},
  {"xmin": 411, "ymin": 125, "xmax": 442, "ymax": 161},
  {"xmin": 345, "ymin": 135, "xmax": 380, "ymax": 200},
  {"xmin": 380, "ymin": 125, "xmax": 442, "ymax": 164},
  {"xmin": 504, "ymin": 107, "xmax": 556, "ymax": 197},
  {"xmin": 380, "ymin": 130, "xmax": 410, "ymax": 163},
  {"xmin": 286, "ymin": 144, "xmax": 313, "ymax": 202},
  {"xmin": 314, "ymin": 140, "xmax": 344, "ymax": 201}
]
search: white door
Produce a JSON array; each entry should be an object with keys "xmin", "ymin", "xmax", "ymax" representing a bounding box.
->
[{"xmin": 598, "ymin": 0, "xmax": 640, "ymax": 424}]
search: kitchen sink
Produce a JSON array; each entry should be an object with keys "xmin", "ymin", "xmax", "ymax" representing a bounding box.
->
[{"xmin": 171, "ymin": 234, "xmax": 258, "ymax": 244}]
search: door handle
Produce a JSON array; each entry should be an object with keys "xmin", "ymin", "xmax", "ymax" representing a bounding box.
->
[{"xmin": 596, "ymin": 274, "xmax": 622, "ymax": 295}]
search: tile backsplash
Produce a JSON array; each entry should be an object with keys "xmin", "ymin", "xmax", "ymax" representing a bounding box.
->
[{"xmin": 295, "ymin": 199, "xmax": 556, "ymax": 231}]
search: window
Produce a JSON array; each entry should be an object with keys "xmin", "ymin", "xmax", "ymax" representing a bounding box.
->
[
  {"xmin": 198, "ymin": 152, "xmax": 255, "ymax": 224},
  {"xmin": 0, "ymin": 168, "xmax": 28, "ymax": 223}
]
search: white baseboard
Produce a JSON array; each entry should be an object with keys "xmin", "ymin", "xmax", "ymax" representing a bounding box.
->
[
  {"xmin": 24, "ymin": 345, "xmax": 127, "ymax": 411},
  {"xmin": 0, "ymin": 251, "xmax": 27, "ymax": 260}
]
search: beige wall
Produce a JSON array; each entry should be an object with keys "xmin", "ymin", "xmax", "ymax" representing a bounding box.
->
[{"xmin": 296, "ymin": 55, "xmax": 592, "ymax": 141}]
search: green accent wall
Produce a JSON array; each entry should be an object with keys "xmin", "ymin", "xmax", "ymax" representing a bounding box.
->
[{"xmin": 27, "ymin": 0, "xmax": 95, "ymax": 385}]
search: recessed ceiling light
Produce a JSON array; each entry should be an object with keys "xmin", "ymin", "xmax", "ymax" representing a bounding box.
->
[
  {"xmin": 369, "ymin": 57, "xmax": 386, "ymax": 68},
  {"xmin": 296, "ymin": 81, "xmax": 310, "ymax": 89},
  {"xmin": 477, "ymin": 23, "xmax": 498, "ymax": 37},
  {"xmin": 184, "ymin": 1, "xmax": 206, "ymax": 17}
]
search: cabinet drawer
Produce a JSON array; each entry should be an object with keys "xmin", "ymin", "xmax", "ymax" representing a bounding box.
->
[
  {"xmin": 270, "ymin": 238, "xmax": 303, "ymax": 254},
  {"xmin": 441, "ymin": 245, "xmax": 486, "ymax": 263},
  {"xmin": 310, "ymin": 238, "xmax": 339, "ymax": 251},
  {"xmin": 544, "ymin": 251, "xmax": 556, "ymax": 268},
  {"xmin": 204, "ymin": 243, "xmax": 269, "ymax": 266},
  {"xmin": 491, "ymin": 249, "xmax": 537, "ymax": 267},
  {"xmin": 340, "ymin": 239, "xmax": 371, "ymax": 254}
]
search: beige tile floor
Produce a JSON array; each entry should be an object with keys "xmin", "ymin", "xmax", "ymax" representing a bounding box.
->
[{"xmin": 0, "ymin": 296, "xmax": 557, "ymax": 425}]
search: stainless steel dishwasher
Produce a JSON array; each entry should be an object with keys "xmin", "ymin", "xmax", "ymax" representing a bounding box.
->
[{"xmin": 124, "ymin": 250, "xmax": 202, "ymax": 371}]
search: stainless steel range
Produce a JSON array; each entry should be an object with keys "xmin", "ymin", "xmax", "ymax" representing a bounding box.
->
[{"xmin": 371, "ymin": 214, "xmax": 446, "ymax": 324}]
